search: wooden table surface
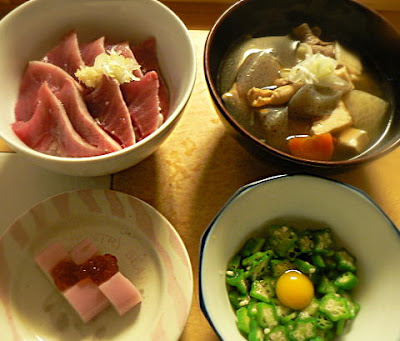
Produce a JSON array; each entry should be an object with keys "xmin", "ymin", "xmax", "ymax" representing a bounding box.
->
[{"xmin": 1, "ymin": 1, "xmax": 400, "ymax": 340}]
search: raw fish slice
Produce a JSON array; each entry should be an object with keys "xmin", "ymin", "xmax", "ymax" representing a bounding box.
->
[
  {"xmin": 64, "ymin": 278, "xmax": 110, "ymax": 323},
  {"xmin": 80, "ymin": 36, "xmax": 106, "ymax": 66},
  {"xmin": 105, "ymin": 41, "xmax": 143, "ymax": 78},
  {"xmin": 35, "ymin": 242, "xmax": 69, "ymax": 273},
  {"xmin": 121, "ymin": 71, "xmax": 162, "ymax": 140},
  {"xmin": 85, "ymin": 75, "xmax": 136, "ymax": 148},
  {"xmin": 15, "ymin": 61, "xmax": 83, "ymax": 121},
  {"xmin": 58, "ymin": 79, "xmax": 121, "ymax": 153},
  {"xmin": 12, "ymin": 83, "xmax": 105, "ymax": 157},
  {"xmin": 131, "ymin": 37, "xmax": 169, "ymax": 118},
  {"xmin": 42, "ymin": 30, "xmax": 84, "ymax": 77},
  {"xmin": 99, "ymin": 272, "xmax": 142, "ymax": 316}
]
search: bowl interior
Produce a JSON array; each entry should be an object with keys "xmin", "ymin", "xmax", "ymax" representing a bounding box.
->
[
  {"xmin": 205, "ymin": 0, "xmax": 400, "ymax": 166},
  {"xmin": 200, "ymin": 174, "xmax": 400, "ymax": 340},
  {"xmin": 0, "ymin": 0, "xmax": 195, "ymax": 165}
]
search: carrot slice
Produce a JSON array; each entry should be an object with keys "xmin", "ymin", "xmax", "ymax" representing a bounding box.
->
[{"xmin": 288, "ymin": 133, "xmax": 334, "ymax": 161}]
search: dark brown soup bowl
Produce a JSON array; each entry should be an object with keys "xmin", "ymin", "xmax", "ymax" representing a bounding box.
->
[{"xmin": 204, "ymin": 0, "xmax": 400, "ymax": 171}]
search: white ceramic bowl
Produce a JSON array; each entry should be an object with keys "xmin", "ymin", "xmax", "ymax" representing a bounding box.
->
[
  {"xmin": 199, "ymin": 174, "xmax": 400, "ymax": 341},
  {"xmin": 0, "ymin": 0, "xmax": 196, "ymax": 176}
]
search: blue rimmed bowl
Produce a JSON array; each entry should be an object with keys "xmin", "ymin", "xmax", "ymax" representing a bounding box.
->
[{"xmin": 199, "ymin": 174, "xmax": 400, "ymax": 340}]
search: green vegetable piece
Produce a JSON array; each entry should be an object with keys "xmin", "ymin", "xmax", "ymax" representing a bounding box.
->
[
  {"xmin": 273, "ymin": 300, "xmax": 298, "ymax": 324},
  {"xmin": 288, "ymin": 317, "xmax": 317, "ymax": 341},
  {"xmin": 317, "ymin": 276, "xmax": 337, "ymax": 295},
  {"xmin": 268, "ymin": 225, "xmax": 298, "ymax": 258},
  {"xmin": 266, "ymin": 325, "xmax": 290, "ymax": 341},
  {"xmin": 228, "ymin": 290, "xmax": 251, "ymax": 310},
  {"xmin": 316, "ymin": 313, "xmax": 334, "ymax": 330},
  {"xmin": 271, "ymin": 259, "xmax": 295, "ymax": 278},
  {"xmin": 241, "ymin": 238, "xmax": 266, "ymax": 257},
  {"xmin": 334, "ymin": 249, "xmax": 357, "ymax": 272},
  {"xmin": 334, "ymin": 271, "xmax": 358, "ymax": 290},
  {"xmin": 256, "ymin": 302, "xmax": 278, "ymax": 329},
  {"xmin": 226, "ymin": 268, "xmax": 248, "ymax": 294},
  {"xmin": 227, "ymin": 254, "xmax": 242, "ymax": 272},
  {"xmin": 244, "ymin": 250, "xmax": 275, "ymax": 280},
  {"xmin": 313, "ymin": 228, "xmax": 334, "ymax": 255},
  {"xmin": 250, "ymin": 278, "xmax": 275, "ymax": 302},
  {"xmin": 298, "ymin": 298, "xmax": 319, "ymax": 320},
  {"xmin": 335, "ymin": 319, "xmax": 347, "ymax": 336},
  {"xmin": 294, "ymin": 258, "xmax": 317, "ymax": 275},
  {"xmin": 319, "ymin": 293, "xmax": 351, "ymax": 321},
  {"xmin": 248, "ymin": 299, "xmax": 259, "ymax": 318},
  {"xmin": 297, "ymin": 231, "xmax": 314, "ymax": 254},
  {"xmin": 309, "ymin": 337, "xmax": 324, "ymax": 341},
  {"xmin": 237, "ymin": 306, "xmax": 251, "ymax": 335},
  {"xmin": 341, "ymin": 293, "xmax": 360, "ymax": 319},
  {"xmin": 312, "ymin": 254, "xmax": 326, "ymax": 268},
  {"xmin": 249, "ymin": 318, "xmax": 264, "ymax": 341}
]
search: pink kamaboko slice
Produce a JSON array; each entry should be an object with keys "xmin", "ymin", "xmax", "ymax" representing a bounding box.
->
[
  {"xmin": 57, "ymin": 78, "xmax": 122, "ymax": 154},
  {"xmin": 35, "ymin": 241, "xmax": 69, "ymax": 274},
  {"xmin": 131, "ymin": 37, "xmax": 169, "ymax": 119},
  {"xmin": 42, "ymin": 30, "xmax": 84, "ymax": 77},
  {"xmin": 121, "ymin": 70, "xmax": 163, "ymax": 140},
  {"xmin": 12, "ymin": 82, "xmax": 106, "ymax": 157},
  {"xmin": 64, "ymin": 278, "xmax": 110, "ymax": 323},
  {"xmin": 99, "ymin": 272, "xmax": 142, "ymax": 316},
  {"xmin": 85, "ymin": 75, "xmax": 136, "ymax": 147},
  {"xmin": 69, "ymin": 238, "xmax": 99, "ymax": 264},
  {"xmin": 80, "ymin": 36, "xmax": 106, "ymax": 67},
  {"xmin": 14, "ymin": 61, "xmax": 83, "ymax": 122}
]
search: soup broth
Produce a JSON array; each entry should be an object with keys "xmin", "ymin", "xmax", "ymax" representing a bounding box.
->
[{"xmin": 218, "ymin": 24, "xmax": 392, "ymax": 161}]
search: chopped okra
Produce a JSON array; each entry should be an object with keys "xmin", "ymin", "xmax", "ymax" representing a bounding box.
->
[{"xmin": 226, "ymin": 224, "xmax": 360, "ymax": 341}]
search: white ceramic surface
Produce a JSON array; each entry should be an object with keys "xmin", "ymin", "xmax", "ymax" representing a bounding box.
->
[
  {"xmin": 199, "ymin": 174, "xmax": 400, "ymax": 341},
  {"xmin": 0, "ymin": 0, "xmax": 196, "ymax": 176},
  {"xmin": 0, "ymin": 189, "xmax": 193, "ymax": 341}
]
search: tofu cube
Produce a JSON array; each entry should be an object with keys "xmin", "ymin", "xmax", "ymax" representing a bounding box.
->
[
  {"xmin": 63, "ymin": 278, "xmax": 109, "ymax": 323},
  {"xmin": 35, "ymin": 242, "xmax": 69, "ymax": 273},
  {"xmin": 337, "ymin": 127, "xmax": 369, "ymax": 154},
  {"xmin": 99, "ymin": 272, "xmax": 142, "ymax": 316},
  {"xmin": 69, "ymin": 238, "xmax": 98, "ymax": 264},
  {"xmin": 311, "ymin": 101, "xmax": 352, "ymax": 135}
]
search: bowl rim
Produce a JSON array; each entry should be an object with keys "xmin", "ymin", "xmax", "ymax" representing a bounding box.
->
[
  {"xmin": 0, "ymin": 0, "xmax": 197, "ymax": 164},
  {"xmin": 198, "ymin": 172, "xmax": 400, "ymax": 339},
  {"xmin": 203, "ymin": 0, "xmax": 400, "ymax": 169}
]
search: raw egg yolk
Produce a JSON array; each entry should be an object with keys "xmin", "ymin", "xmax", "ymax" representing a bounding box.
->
[{"xmin": 276, "ymin": 270, "xmax": 314, "ymax": 310}]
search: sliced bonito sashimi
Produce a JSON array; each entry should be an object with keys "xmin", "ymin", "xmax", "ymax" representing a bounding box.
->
[
  {"xmin": 85, "ymin": 75, "xmax": 136, "ymax": 148},
  {"xmin": 42, "ymin": 30, "xmax": 84, "ymax": 77},
  {"xmin": 15, "ymin": 61, "xmax": 83, "ymax": 122},
  {"xmin": 80, "ymin": 36, "xmax": 106, "ymax": 67},
  {"xmin": 57, "ymin": 79, "xmax": 121, "ymax": 153},
  {"xmin": 122, "ymin": 70, "xmax": 162, "ymax": 140},
  {"xmin": 12, "ymin": 82, "xmax": 105, "ymax": 157}
]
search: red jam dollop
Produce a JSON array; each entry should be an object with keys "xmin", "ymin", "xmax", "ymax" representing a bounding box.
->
[{"xmin": 51, "ymin": 254, "xmax": 119, "ymax": 291}]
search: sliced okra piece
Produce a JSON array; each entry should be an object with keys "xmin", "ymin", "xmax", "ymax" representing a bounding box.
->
[
  {"xmin": 297, "ymin": 231, "xmax": 314, "ymax": 254},
  {"xmin": 255, "ymin": 302, "xmax": 278, "ymax": 330},
  {"xmin": 341, "ymin": 293, "xmax": 360, "ymax": 319},
  {"xmin": 334, "ymin": 248, "xmax": 357, "ymax": 272},
  {"xmin": 240, "ymin": 237, "xmax": 266, "ymax": 257},
  {"xmin": 244, "ymin": 250, "xmax": 275, "ymax": 281},
  {"xmin": 317, "ymin": 275, "xmax": 337, "ymax": 295},
  {"xmin": 227, "ymin": 254, "xmax": 242, "ymax": 272},
  {"xmin": 319, "ymin": 293, "xmax": 351, "ymax": 321},
  {"xmin": 249, "ymin": 318, "xmax": 264, "ymax": 341},
  {"xmin": 312, "ymin": 254, "xmax": 326, "ymax": 268},
  {"xmin": 267, "ymin": 225, "xmax": 298, "ymax": 258},
  {"xmin": 266, "ymin": 325, "xmax": 290, "ymax": 341},
  {"xmin": 294, "ymin": 258, "xmax": 316, "ymax": 275},
  {"xmin": 228, "ymin": 290, "xmax": 251, "ymax": 310},
  {"xmin": 299, "ymin": 298, "xmax": 319, "ymax": 319},
  {"xmin": 226, "ymin": 268, "xmax": 248, "ymax": 294},
  {"xmin": 334, "ymin": 271, "xmax": 358, "ymax": 290},
  {"xmin": 271, "ymin": 259, "xmax": 295, "ymax": 278},
  {"xmin": 250, "ymin": 278, "xmax": 276, "ymax": 303},
  {"xmin": 288, "ymin": 317, "xmax": 318, "ymax": 341},
  {"xmin": 335, "ymin": 319, "xmax": 347, "ymax": 336},
  {"xmin": 236, "ymin": 306, "xmax": 251, "ymax": 335},
  {"xmin": 316, "ymin": 312, "xmax": 334, "ymax": 330},
  {"xmin": 312, "ymin": 228, "xmax": 334, "ymax": 255}
]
